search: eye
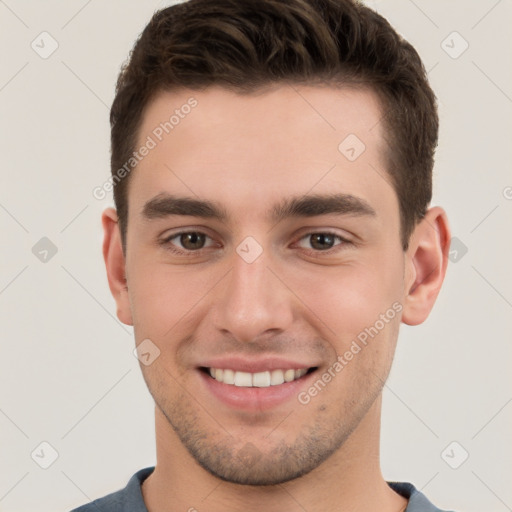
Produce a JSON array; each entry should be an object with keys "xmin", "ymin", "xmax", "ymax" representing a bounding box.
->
[
  {"xmin": 296, "ymin": 232, "xmax": 348, "ymax": 252},
  {"xmin": 161, "ymin": 231, "xmax": 216, "ymax": 253}
]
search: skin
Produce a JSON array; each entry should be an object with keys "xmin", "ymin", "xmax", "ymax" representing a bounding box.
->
[{"xmin": 103, "ymin": 84, "xmax": 450, "ymax": 512}]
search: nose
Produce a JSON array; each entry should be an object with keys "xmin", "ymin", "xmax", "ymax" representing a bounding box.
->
[{"xmin": 211, "ymin": 248, "xmax": 294, "ymax": 343}]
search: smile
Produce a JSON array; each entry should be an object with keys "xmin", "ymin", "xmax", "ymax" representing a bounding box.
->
[{"xmin": 206, "ymin": 367, "xmax": 312, "ymax": 387}]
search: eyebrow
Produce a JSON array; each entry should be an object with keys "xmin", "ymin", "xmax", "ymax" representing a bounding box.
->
[
  {"xmin": 142, "ymin": 194, "xmax": 229, "ymax": 221},
  {"xmin": 270, "ymin": 193, "xmax": 376, "ymax": 223},
  {"xmin": 141, "ymin": 192, "xmax": 376, "ymax": 223}
]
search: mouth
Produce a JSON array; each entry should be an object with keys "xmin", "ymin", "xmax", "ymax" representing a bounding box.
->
[
  {"xmin": 197, "ymin": 363, "xmax": 319, "ymax": 411},
  {"xmin": 201, "ymin": 366, "xmax": 316, "ymax": 387}
]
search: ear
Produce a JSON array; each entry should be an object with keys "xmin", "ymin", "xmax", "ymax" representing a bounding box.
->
[
  {"xmin": 401, "ymin": 206, "xmax": 451, "ymax": 326},
  {"xmin": 102, "ymin": 207, "xmax": 133, "ymax": 326}
]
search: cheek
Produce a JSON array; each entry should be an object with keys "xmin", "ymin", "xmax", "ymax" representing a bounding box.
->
[
  {"xmin": 288, "ymin": 259, "xmax": 404, "ymax": 346},
  {"xmin": 292, "ymin": 263, "xmax": 403, "ymax": 404},
  {"xmin": 127, "ymin": 242, "xmax": 404, "ymax": 349},
  {"xmin": 127, "ymin": 260, "xmax": 217, "ymax": 341}
]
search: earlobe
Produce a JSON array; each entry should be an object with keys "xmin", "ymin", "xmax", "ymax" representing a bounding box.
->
[
  {"xmin": 102, "ymin": 207, "xmax": 133, "ymax": 326},
  {"xmin": 401, "ymin": 207, "xmax": 451, "ymax": 326}
]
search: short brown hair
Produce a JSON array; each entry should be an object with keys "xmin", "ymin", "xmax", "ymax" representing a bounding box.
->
[{"xmin": 110, "ymin": 0, "xmax": 438, "ymax": 252}]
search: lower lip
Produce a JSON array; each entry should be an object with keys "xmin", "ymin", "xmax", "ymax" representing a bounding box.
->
[{"xmin": 198, "ymin": 369, "xmax": 316, "ymax": 411}]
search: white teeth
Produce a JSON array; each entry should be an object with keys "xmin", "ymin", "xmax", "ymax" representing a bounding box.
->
[
  {"xmin": 223, "ymin": 368, "xmax": 235, "ymax": 385},
  {"xmin": 252, "ymin": 371, "xmax": 271, "ymax": 387},
  {"xmin": 284, "ymin": 369, "xmax": 295, "ymax": 382},
  {"xmin": 270, "ymin": 369, "xmax": 285, "ymax": 385},
  {"xmin": 234, "ymin": 371, "xmax": 252, "ymax": 387},
  {"xmin": 208, "ymin": 367, "xmax": 309, "ymax": 387}
]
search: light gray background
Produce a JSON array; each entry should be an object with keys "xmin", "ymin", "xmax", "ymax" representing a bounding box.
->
[{"xmin": 1, "ymin": 1, "xmax": 511, "ymax": 511}]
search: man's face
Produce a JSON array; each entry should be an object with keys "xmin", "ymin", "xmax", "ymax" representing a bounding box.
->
[{"xmin": 121, "ymin": 85, "xmax": 407, "ymax": 484}]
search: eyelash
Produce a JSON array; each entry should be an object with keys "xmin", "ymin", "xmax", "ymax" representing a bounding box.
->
[{"xmin": 159, "ymin": 230, "xmax": 352, "ymax": 256}]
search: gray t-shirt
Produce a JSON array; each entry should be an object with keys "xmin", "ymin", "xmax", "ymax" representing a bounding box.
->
[{"xmin": 70, "ymin": 467, "xmax": 455, "ymax": 512}]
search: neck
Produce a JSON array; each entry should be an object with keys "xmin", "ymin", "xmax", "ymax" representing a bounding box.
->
[{"xmin": 142, "ymin": 396, "xmax": 407, "ymax": 512}]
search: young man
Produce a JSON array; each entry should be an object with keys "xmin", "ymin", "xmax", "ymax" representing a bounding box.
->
[{"xmin": 75, "ymin": 0, "xmax": 453, "ymax": 510}]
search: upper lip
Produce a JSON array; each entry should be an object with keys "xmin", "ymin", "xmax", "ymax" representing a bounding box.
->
[{"xmin": 199, "ymin": 357, "xmax": 317, "ymax": 373}]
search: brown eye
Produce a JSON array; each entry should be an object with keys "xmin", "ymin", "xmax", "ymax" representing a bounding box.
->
[
  {"xmin": 295, "ymin": 232, "xmax": 349, "ymax": 253},
  {"xmin": 309, "ymin": 233, "xmax": 336, "ymax": 250},
  {"xmin": 179, "ymin": 232, "xmax": 206, "ymax": 250},
  {"xmin": 162, "ymin": 231, "xmax": 216, "ymax": 253}
]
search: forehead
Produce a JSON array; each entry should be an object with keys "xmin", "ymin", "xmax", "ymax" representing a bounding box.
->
[
  {"xmin": 129, "ymin": 84, "xmax": 396, "ymax": 223},
  {"xmin": 138, "ymin": 83, "xmax": 385, "ymax": 157}
]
